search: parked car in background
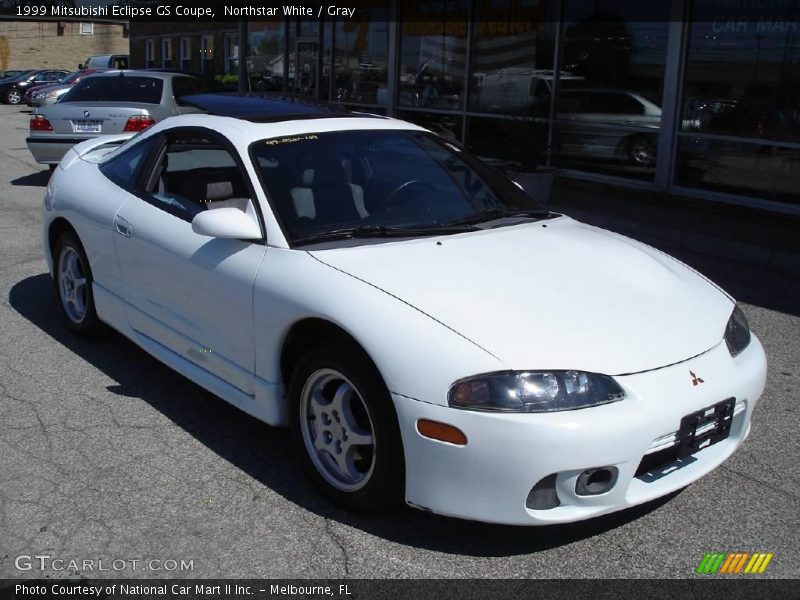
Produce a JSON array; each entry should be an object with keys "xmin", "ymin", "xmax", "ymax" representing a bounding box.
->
[
  {"xmin": 79, "ymin": 54, "xmax": 128, "ymax": 69},
  {"xmin": 556, "ymin": 89, "xmax": 662, "ymax": 167},
  {"xmin": 0, "ymin": 69, "xmax": 32, "ymax": 81},
  {"xmin": 0, "ymin": 69, "xmax": 70, "ymax": 104},
  {"xmin": 25, "ymin": 68, "xmax": 108, "ymax": 107},
  {"xmin": 27, "ymin": 70, "xmax": 208, "ymax": 167}
]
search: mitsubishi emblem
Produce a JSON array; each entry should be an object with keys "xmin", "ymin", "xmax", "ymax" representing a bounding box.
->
[
  {"xmin": 690, "ymin": 370, "xmax": 704, "ymax": 386},
  {"xmin": 83, "ymin": 110, "xmax": 91, "ymax": 118}
]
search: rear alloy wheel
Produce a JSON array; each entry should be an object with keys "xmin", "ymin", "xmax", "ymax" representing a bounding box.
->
[
  {"xmin": 289, "ymin": 338, "xmax": 404, "ymax": 512},
  {"xmin": 53, "ymin": 232, "xmax": 106, "ymax": 336},
  {"xmin": 5, "ymin": 88, "xmax": 22, "ymax": 105},
  {"xmin": 627, "ymin": 136, "xmax": 656, "ymax": 167}
]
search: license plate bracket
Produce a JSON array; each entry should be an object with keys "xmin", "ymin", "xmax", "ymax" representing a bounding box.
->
[{"xmin": 677, "ymin": 397, "xmax": 735, "ymax": 458}]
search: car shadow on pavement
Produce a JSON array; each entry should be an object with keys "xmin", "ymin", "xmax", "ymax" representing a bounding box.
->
[
  {"xmin": 10, "ymin": 272, "xmax": 679, "ymax": 557},
  {"xmin": 11, "ymin": 170, "xmax": 51, "ymax": 187}
]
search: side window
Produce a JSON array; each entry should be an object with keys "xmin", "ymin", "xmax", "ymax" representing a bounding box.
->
[
  {"xmin": 145, "ymin": 134, "xmax": 252, "ymax": 221},
  {"xmin": 100, "ymin": 137, "xmax": 157, "ymax": 190}
]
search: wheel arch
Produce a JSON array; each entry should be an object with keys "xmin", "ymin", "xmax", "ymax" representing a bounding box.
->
[
  {"xmin": 279, "ymin": 317, "xmax": 381, "ymax": 387},
  {"xmin": 47, "ymin": 217, "xmax": 81, "ymax": 271}
]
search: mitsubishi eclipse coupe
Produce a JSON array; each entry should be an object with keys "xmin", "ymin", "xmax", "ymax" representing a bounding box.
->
[{"xmin": 41, "ymin": 93, "xmax": 766, "ymax": 525}]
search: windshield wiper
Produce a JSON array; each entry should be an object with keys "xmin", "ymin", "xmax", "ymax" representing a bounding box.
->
[
  {"xmin": 293, "ymin": 223, "xmax": 474, "ymax": 246},
  {"xmin": 446, "ymin": 208, "xmax": 550, "ymax": 227}
]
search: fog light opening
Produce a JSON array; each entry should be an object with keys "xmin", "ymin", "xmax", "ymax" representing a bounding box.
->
[
  {"xmin": 575, "ymin": 466, "xmax": 618, "ymax": 496},
  {"xmin": 526, "ymin": 473, "xmax": 560, "ymax": 510}
]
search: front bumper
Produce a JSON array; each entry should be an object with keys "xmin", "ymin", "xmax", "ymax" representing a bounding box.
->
[
  {"xmin": 394, "ymin": 335, "xmax": 766, "ymax": 525},
  {"xmin": 27, "ymin": 136, "xmax": 91, "ymax": 164}
]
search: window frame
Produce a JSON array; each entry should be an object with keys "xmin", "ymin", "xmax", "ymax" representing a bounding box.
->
[
  {"xmin": 180, "ymin": 37, "xmax": 192, "ymax": 72},
  {"xmin": 224, "ymin": 33, "xmax": 239, "ymax": 76},
  {"xmin": 161, "ymin": 38, "xmax": 173, "ymax": 69},
  {"xmin": 145, "ymin": 39, "xmax": 155, "ymax": 69},
  {"xmin": 99, "ymin": 134, "xmax": 160, "ymax": 191},
  {"xmin": 123, "ymin": 126, "xmax": 267, "ymax": 241},
  {"xmin": 201, "ymin": 35, "xmax": 214, "ymax": 74}
]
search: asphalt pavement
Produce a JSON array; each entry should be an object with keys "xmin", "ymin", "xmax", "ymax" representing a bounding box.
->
[{"xmin": 0, "ymin": 104, "xmax": 798, "ymax": 579}]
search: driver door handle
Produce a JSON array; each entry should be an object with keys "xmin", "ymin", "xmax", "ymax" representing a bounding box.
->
[{"xmin": 114, "ymin": 215, "xmax": 132, "ymax": 238}]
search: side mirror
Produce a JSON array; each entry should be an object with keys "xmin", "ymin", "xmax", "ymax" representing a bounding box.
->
[
  {"xmin": 191, "ymin": 207, "xmax": 261, "ymax": 239},
  {"xmin": 78, "ymin": 64, "xmax": 85, "ymax": 70}
]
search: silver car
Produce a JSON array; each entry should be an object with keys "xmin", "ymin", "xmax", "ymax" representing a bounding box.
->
[
  {"xmin": 556, "ymin": 89, "xmax": 662, "ymax": 168},
  {"xmin": 27, "ymin": 70, "xmax": 207, "ymax": 166}
]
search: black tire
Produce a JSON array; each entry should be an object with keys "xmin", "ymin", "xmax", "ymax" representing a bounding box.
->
[
  {"xmin": 48, "ymin": 164, "xmax": 57, "ymax": 173},
  {"xmin": 289, "ymin": 337, "xmax": 405, "ymax": 512},
  {"xmin": 625, "ymin": 135, "xmax": 656, "ymax": 167},
  {"xmin": 5, "ymin": 87, "xmax": 22, "ymax": 105},
  {"xmin": 52, "ymin": 231, "xmax": 107, "ymax": 337}
]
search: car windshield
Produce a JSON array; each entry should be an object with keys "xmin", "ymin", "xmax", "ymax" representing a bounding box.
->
[
  {"xmin": 250, "ymin": 129, "xmax": 548, "ymax": 244},
  {"xmin": 60, "ymin": 76, "xmax": 163, "ymax": 104}
]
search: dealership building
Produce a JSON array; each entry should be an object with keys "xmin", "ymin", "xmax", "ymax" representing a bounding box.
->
[{"xmin": 130, "ymin": 0, "xmax": 800, "ymax": 216}]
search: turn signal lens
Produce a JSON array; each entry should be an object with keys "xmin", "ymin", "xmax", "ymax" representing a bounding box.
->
[
  {"xmin": 416, "ymin": 419, "xmax": 468, "ymax": 445},
  {"xmin": 30, "ymin": 114, "xmax": 53, "ymax": 131},
  {"xmin": 123, "ymin": 115, "xmax": 155, "ymax": 132}
]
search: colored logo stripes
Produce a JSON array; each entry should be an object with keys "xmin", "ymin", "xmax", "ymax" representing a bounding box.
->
[{"xmin": 696, "ymin": 552, "xmax": 773, "ymax": 574}]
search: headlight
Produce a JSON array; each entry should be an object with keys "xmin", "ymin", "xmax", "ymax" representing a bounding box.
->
[
  {"xmin": 449, "ymin": 371, "xmax": 625, "ymax": 413},
  {"xmin": 724, "ymin": 304, "xmax": 751, "ymax": 357}
]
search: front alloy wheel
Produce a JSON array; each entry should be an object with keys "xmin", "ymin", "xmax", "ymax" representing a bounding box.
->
[
  {"xmin": 299, "ymin": 369, "xmax": 376, "ymax": 492},
  {"xmin": 6, "ymin": 89, "xmax": 22, "ymax": 105},
  {"xmin": 289, "ymin": 338, "xmax": 404, "ymax": 512}
]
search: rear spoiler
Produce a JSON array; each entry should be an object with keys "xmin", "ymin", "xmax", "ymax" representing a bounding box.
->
[
  {"xmin": 73, "ymin": 133, "xmax": 136, "ymax": 157},
  {"xmin": 60, "ymin": 134, "xmax": 136, "ymax": 170}
]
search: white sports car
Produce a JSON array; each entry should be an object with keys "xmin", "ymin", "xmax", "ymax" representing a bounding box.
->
[{"xmin": 42, "ymin": 93, "xmax": 767, "ymax": 525}]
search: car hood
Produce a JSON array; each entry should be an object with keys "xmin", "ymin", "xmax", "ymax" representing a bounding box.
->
[
  {"xmin": 30, "ymin": 83, "xmax": 66, "ymax": 94},
  {"xmin": 310, "ymin": 216, "xmax": 734, "ymax": 375}
]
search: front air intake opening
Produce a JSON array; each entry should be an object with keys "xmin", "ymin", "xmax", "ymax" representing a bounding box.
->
[{"xmin": 526, "ymin": 473, "xmax": 560, "ymax": 510}]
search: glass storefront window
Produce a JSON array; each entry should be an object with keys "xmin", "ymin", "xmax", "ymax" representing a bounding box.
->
[
  {"xmin": 681, "ymin": 1, "xmax": 800, "ymax": 144},
  {"xmin": 553, "ymin": 1, "xmax": 669, "ymax": 179},
  {"xmin": 397, "ymin": 111, "xmax": 463, "ymax": 143},
  {"xmin": 676, "ymin": 138, "xmax": 800, "ymax": 202},
  {"xmin": 467, "ymin": 116, "xmax": 548, "ymax": 171},
  {"xmin": 399, "ymin": 1, "xmax": 469, "ymax": 110},
  {"xmin": 468, "ymin": 0, "xmax": 556, "ymax": 116},
  {"xmin": 248, "ymin": 23, "xmax": 285, "ymax": 91},
  {"xmin": 333, "ymin": 8, "xmax": 390, "ymax": 105}
]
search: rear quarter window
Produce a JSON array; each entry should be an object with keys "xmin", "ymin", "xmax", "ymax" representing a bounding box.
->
[
  {"xmin": 99, "ymin": 137, "xmax": 157, "ymax": 190},
  {"xmin": 61, "ymin": 77, "xmax": 164, "ymax": 104}
]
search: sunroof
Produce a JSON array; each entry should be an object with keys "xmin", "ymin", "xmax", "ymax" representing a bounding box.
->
[{"xmin": 178, "ymin": 92, "xmax": 356, "ymax": 120}]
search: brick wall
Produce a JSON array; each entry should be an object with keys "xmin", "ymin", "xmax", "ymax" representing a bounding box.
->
[{"xmin": 0, "ymin": 20, "xmax": 129, "ymax": 71}]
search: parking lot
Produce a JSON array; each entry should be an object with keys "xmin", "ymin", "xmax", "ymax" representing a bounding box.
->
[{"xmin": 0, "ymin": 102, "xmax": 798, "ymax": 579}]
